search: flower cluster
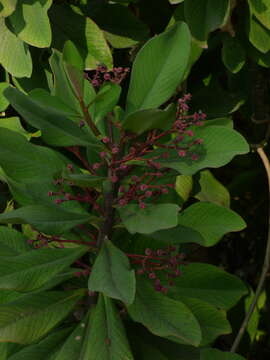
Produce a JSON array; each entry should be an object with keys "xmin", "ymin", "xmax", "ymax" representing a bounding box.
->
[
  {"xmin": 85, "ymin": 65, "xmax": 130, "ymax": 88},
  {"xmin": 132, "ymin": 246, "xmax": 186, "ymax": 293}
]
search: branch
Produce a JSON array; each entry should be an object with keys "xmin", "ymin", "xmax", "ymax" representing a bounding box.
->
[{"xmin": 231, "ymin": 146, "xmax": 270, "ymax": 352}]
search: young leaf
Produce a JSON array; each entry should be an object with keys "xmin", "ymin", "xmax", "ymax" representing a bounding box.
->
[
  {"xmin": 178, "ymin": 202, "xmax": 246, "ymax": 246},
  {"xmin": 118, "ymin": 203, "xmax": 180, "ymax": 235},
  {"xmin": 0, "ymin": 205, "xmax": 91, "ymax": 235},
  {"xmin": 88, "ymin": 239, "xmax": 136, "ymax": 305},
  {"xmin": 81, "ymin": 295, "xmax": 134, "ymax": 359},
  {"xmin": 0, "ymin": 82, "xmax": 9, "ymax": 111},
  {"xmin": 0, "ymin": 290, "xmax": 84, "ymax": 344},
  {"xmin": 0, "ymin": 247, "xmax": 86, "ymax": 292},
  {"xmin": 184, "ymin": 0, "xmax": 230, "ymax": 45},
  {"xmin": 169, "ymin": 263, "xmax": 248, "ymax": 310},
  {"xmin": 128, "ymin": 278, "xmax": 201, "ymax": 346},
  {"xmin": 0, "ymin": 226, "xmax": 29, "ymax": 256},
  {"xmin": 0, "ymin": 18, "xmax": 32, "ymax": 78},
  {"xmin": 126, "ymin": 21, "xmax": 191, "ymax": 114},
  {"xmin": 8, "ymin": 0, "xmax": 52, "ymax": 48},
  {"xmin": 248, "ymin": 0, "xmax": 270, "ymax": 30},
  {"xmin": 195, "ymin": 170, "xmax": 231, "ymax": 208},
  {"xmin": 200, "ymin": 348, "xmax": 245, "ymax": 360},
  {"xmin": 248, "ymin": 15, "xmax": 270, "ymax": 53},
  {"xmin": 0, "ymin": 0, "xmax": 17, "ymax": 17}
]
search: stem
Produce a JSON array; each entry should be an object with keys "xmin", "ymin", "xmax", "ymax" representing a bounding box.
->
[
  {"xmin": 79, "ymin": 99, "xmax": 101, "ymax": 137},
  {"xmin": 231, "ymin": 146, "xmax": 270, "ymax": 352}
]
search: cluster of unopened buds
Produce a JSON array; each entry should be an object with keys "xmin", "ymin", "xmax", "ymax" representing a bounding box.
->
[
  {"xmin": 85, "ymin": 65, "xmax": 130, "ymax": 88},
  {"xmin": 132, "ymin": 246, "xmax": 186, "ymax": 293}
]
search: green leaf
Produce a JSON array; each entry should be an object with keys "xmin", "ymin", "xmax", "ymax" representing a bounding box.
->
[
  {"xmin": 222, "ymin": 35, "xmax": 246, "ymax": 73},
  {"xmin": 169, "ymin": 263, "xmax": 247, "ymax": 309},
  {"xmin": 8, "ymin": 0, "xmax": 52, "ymax": 48},
  {"xmin": 123, "ymin": 105, "xmax": 176, "ymax": 135},
  {"xmin": 151, "ymin": 224, "xmax": 204, "ymax": 246},
  {"xmin": 175, "ymin": 175, "xmax": 193, "ymax": 202},
  {"xmin": 0, "ymin": 290, "xmax": 83, "ymax": 344},
  {"xmin": 62, "ymin": 173, "xmax": 105, "ymax": 188},
  {"xmin": 0, "ymin": 18, "xmax": 32, "ymax": 78},
  {"xmin": 88, "ymin": 239, "xmax": 136, "ymax": 305},
  {"xmin": 4, "ymin": 86, "xmax": 97, "ymax": 147},
  {"xmin": 178, "ymin": 202, "xmax": 246, "ymax": 246},
  {"xmin": 63, "ymin": 40, "xmax": 84, "ymax": 70},
  {"xmin": 93, "ymin": 3, "xmax": 149, "ymax": 49},
  {"xmin": 0, "ymin": 205, "xmax": 91, "ymax": 235},
  {"xmin": 0, "ymin": 117, "xmax": 31, "ymax": 139},
  {"xmin": 200, "ymin": 348, "xmax": 245, "ymax": 360},
  {"xmin": 0, "ymin": 226, "xmax": 29, "ymax": 256},
  {"xmin": 118, "ymin": 203, "xmax": 180, "ymax": 234},
  {"xmin": 126, "ymin": 21, "xmax": 191, "ymax": 114},
  {"xmin": 54, "ymin": 319, "xmax": 88, "ymax": 360},
  {"xmin": 248, "ymin": 0, "xmax": 270, "ymax": 30},
  {"xmin": 248, "ymin": 15, "xmax": 270, "ymax": 53},
  {"xmin": 0, "ymin": 82, "xmax": 9, "ymax": 111},
  {"xmin": 156, "ymin": 125, "xmax": 249, "ymax": 175},
  {"xmin": 177, "ymin": 297, "xmax": 231, "ymax": 345},
  {"xmin": 8, "ymin": 328, "xmax": 71, "ymax": 360},
  {"xmin": 184, "ymin": 0, "xmax": 230, "ymax": 45},
  {"xmin": 49, "ymin": 5, "xmax": 113, "ymax": 69},
  {"xmin": 0, "ymin": 247, "xmax": 86, "ymax": 292},
  {"xmin": 128, "ymin": 278, "xmax": 201, "ymax": 346},
  {"xmin": 195, "ymin": 170, "xmax": 230, "ymax": 207},
  {"xmin": 81, "ymin": 295, "xmax": 134, "ymax": 359},
  {"xmin": 0, "ymin": 0, "xmax": 17, "ymax": 17},
  {"xmin": 0, "ymin": 127, "xmax": 64, "ymax": 183}
]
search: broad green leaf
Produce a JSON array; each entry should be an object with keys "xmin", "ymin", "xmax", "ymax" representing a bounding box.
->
[
  {"xmin": 49, "ymin": 5, "xmax": 113, "ymax": 69},
  {"xmin": 88, "ymin": 240, "xmax": 136, "ymax": 305},
  {"xmin": 118, "ymin": 203, "xmax": 180, "ymax": 234},
  {"xmin": 248, "ymin": 0, "xmax": 270, "ymax": 30},
  {"xmin": 169, "ymin": 0, "xmax": 184, "ymax": 3},
  {"xmin": 0, "ymin": 18, "xmax": 32, "ymax": 78},
  {"xmin": 126, "ymin": 22, "xmax": 191, "ymax": 114},
  {"xmin": 94, "ymin": 3, "xmax": 149, "ymax": 49},
  {"xmin": 156, "ymin": 125, "xmax": 249, "ymax": 175},
  {"xmin": 222, "ymin": 35, "xmax": 246, "ymax": 73},
  {"xmin": 169, "ymin": 263, "xmax": 247, "ymax": 309},
  {"xmin": 184, "ymin": 0, "xmax": 230, "ymax": 45},
  {"xmin": 175, "ymin": 175, "xmax": 193, "ymax": 202},
  {"xmin": 177, "ymin": 297, "xmax": 231, "ymax": 345},
  {"xmin": 0, "ymin": 290, "xmax": 83, "ymax": 344},
  {"xmin": 178, "ymin": 202, "xmax": 246, "ymax": 246},
  {"xmin": 4, "ymin": 86, "xmax": 95, "ymax": 147},
  {"xmin": 123, "ymin": 105, "xmax": 176, "ymax": 135},
  {"xmin": 0, "ymin": 226, "xmax": 29, "ymax": 256},
  {"xmin": 0, "ymin": 0, "xmax": 17, "ymax": 17},
  {"xmin": 0, "ymin": 247, "xmax": 86, "ymax": 292},
  {"xmin": 0, "ymin": 205, "xmax": 91, "ymax": 235},
  {"xmin": 63, "ymin": 40, "xmax": 84, "ymax": 70},
  {"xmin": 151, "ymin": 224, "xmax": 204, "ymax": 246},
  {"xmin": 0, "ymin": 117, "xmax": 31, "ymax": 140},
  {"xmin": 248, "ymin": 15, "xmax": 270, "ymax": 53},
  {"xmin": 8, "ymin": 328, "xmax": 70, "ymax": 360},
  {"xmin": 54, "ymin": 319, "xmax": 87, "ymax": 360},
  {"xmin": 195, "ymin": 170, "xmax": 230, "ymax": 207},
  {"xmin": 0, "ymin": 82, "xmax": 9, "ymax": 111},
  {"xmin": 200, "ymin": 348, "xmax": 245, "ymax": 360},
  {"xmin": 0, "ymin": 128, "xmax": 64, "ymax": 183},
  {"xmin": 8, "ymin": 0, "xmax": 52, "ymax": 48},
  {"xmin": 82, "ymin": 295, "xmax": 134, "ymax": 359},
  {"xmin": 128, "ymin": 278, "xmax": 201, "ymax": 346}
]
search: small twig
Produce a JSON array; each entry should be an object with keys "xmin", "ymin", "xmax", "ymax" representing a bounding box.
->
[{"xmin": 231, "ymin": 146, "xmax": 270, "ymax": 352}]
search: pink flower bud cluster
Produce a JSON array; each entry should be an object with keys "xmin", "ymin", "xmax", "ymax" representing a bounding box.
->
[
  {"xmin": 133, "ymin": 246, "xmax": 186, "ymax": 294},
  {"xmin": 86, "ymin": 65, "xmax": 130, "ymax": 88}
]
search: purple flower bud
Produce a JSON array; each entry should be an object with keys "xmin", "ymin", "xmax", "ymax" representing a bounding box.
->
[
  {"xmin": 54, "ymin": 199, "xmax": 63, "ymax": 204},
  {"xmin": 140, "ymin": 184, "xmax": 148, "ymax": 191},
  {"xmin": 102, "ymin": 137, "xmax": 110, "ymax": 144},
  {"xmin": 175, "ymin": 269, "xmax": 181, "ymax": 277},
  {"xmin": 195, "ymin": 138, "xmax": 204, "ymax": 144},
  {"xmin": 119, "ymin": 185, "xmax": 126, "ymax": 193},
  {"xmin": 67, "ymin": 164, "xmax": 74, "ymax": 171},
  {"xmin": 139, "ymin": 202, "xmax": 146, "ymax": 209},
  {"xmin": 145, "ymin": 248, "xmax": 152, "ymax": 256},
  {"xmin": 118, "ymin": 199, "xmax": 127, "ymax": 207},
  {"xmin": 149, "ymin": 272, "xmax": 156, "ymax": 279},
  {"xmin": 91, "ymin": 79, "xmax": 100, "ymax": 87},
  {"xmin": 137, "ymin": 268, "xmax": 144, "ymax": 275},
  {"xmin": 93, "ymin": 163, "xmax": 101, "ymax": 170},
  {"xmin": 111, "ymin": 175, "xmax": 118, "ymax": 183},
  {"xmin": 161, "ymin": 188, "xmax": 169, "ymax": 194},
  {"xmin": 191, "ymin": 154, "xmax": 199, "ymax": 161},
  {"xmin": 79, "ymin": 120, "xmax": 85, "ymax": 128},
  {"xmin": 145, "ymin": 191, "xmax": 152, "ymax": 198},
  {"xmin": 156, "ymin": 249, "xmax": 164, "ymax": 256},
  {"xmin": 186, "ymin": 130, "xmax": 194, "ymax": 137},
  {"xmin": 48, "ymin": 191, "xmax": 54, "ymax": 197},
  {"xmin": 193, "ymin": 112, "xmax": 200, "ymax": 121},
  {"xmin": 178, "ymin": 150, "xmax": 186, "ymax": 157},
  {"xmin": 103, "ymin": 73, "xmax": 111, "ymax": 80},
  {"xmin": 131, "ymin": 175, "xmax": 139, "ymax": 182},
  {"xmin": 112, "ymin": 146, "xmax": 119, "ymax": 154},
  {"xmin": 161, "ymin": 287, "xmax": 168, "ymax": 294},
  {"xmin": 99, "ymin": 151, "xmax": 107, "ymax": 158},
  {"xmin": 120, "ymin": 163, "xmax": 128, "ymax": 170}
]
